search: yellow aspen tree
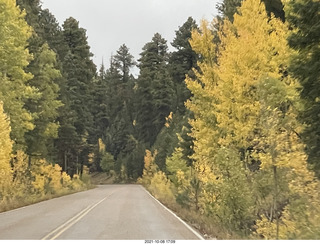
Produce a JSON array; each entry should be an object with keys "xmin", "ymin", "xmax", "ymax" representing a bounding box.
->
[
  {"xmin": 185, "ymin": 20, "xmax": 220, "ymax": 214},
  {"xmin": 185, "ymin": 19, "xmax": 218, "ymax": 186},
  {"xmin": 187, "ymin": 0, "xmax": 320, "ymax": 237},
  {"xmin": 0, "ymin": 102, "xmax": 13, "ymax": 201},
  {"xmin": 215, "ymin": 0, "xmax": 320, "ymax": 238},
  {"xmin": 186, "ymin": 19, "xmax": 255, "ymax": 231},
  {"xmin": 138, "ymin": 150, "xmax": 158, "ymax": 187},
  {"xmin": 0, "ymin": 0, "xmax": 36, "ymax": 149}
]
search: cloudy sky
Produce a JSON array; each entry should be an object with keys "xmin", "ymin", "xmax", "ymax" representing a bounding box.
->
[{"xmin": 41, "ymin": 0, "xmax": 219, "ymax": 73}]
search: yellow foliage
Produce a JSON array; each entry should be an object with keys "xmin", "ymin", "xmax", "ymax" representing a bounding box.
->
[
  {"xmin": 61, "ymin": 172, "xmax": 72, "ymax": 188},
  {"xmin": 186, "ymin": 0, "xmax": 320, "ymax": 238},
  {"xmin": 98, "ymin": 138, "xmax": 106, "ymax": 153},
  {"xmin": 139, "ymin": 150, "xmax": 158, "ymax": 187},
  {"xmin": 0, "ymin": 102, "xmax": 13, "ymax": 200},
  {"xmin": 12, "ymin": 151, "xmax": 31, "ymax": 198},
  {"xmin": 70, "ymin": 174, "xmax": 85, "ymax": 191},
  {"xmin": 149, "ymin": 171, "xmax": 175, "ymax": 204}
]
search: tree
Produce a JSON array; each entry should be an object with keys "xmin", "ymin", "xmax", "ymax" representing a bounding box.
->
[
  {"xmin": 0, "ymin": 102, "xmax": 13, "ymax": 201},
  {"xmin": 286, "ymin": 0, "xmax": 320, "ymax": 177},
  {"xmin": 38, "ymin": 9, "xmax": 67, "ymax": 61},
  {"xmin": 24, "ymin": 44, "xmax": 63, "ymax": 159},
  {"xmin": 136, "ymin": 33, "xmax": 176, "ymax": 147},
  {"xmin": 169, "ymin": 17, "xmax": 199, "ymax": 113},
  {"xmin": 55, "ymin": 17, "xmax": 96, "ymax": 175},
  {"xmin": 217, "ymin": 0, "xmax": 284, "ymax": 22},
  {"xmin": 113, "ymin": 44, "xmax": 136, "ymax": 83},
  {"xmin": 0, "ymin": 0, "xmax": 36, "ymax": 150},
  {"xmin": 16, "ymin": 1, "xmax": 63, "ymax": 160},
  {"xmin": 186, "ymin": 0, "xmax": 320, "ymax": 237},
  {"xmin": 217, "ymin": 0, "xmax": 242, "ymax": 22}
]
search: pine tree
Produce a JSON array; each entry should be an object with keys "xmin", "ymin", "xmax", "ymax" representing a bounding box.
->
[
  {"xmin": 55, "ymin": 17, "xmax": 96, "ymax": 175},
  {"xmin": 136, "ymin": 33, "xmax": 176, "ymax": 147},
  {"xmin": 286, "ymin": 0, "xmax": 320, "ymax": 177},
  {"xmin": 113, "ymin": 44, "xmax": 136, "ymax": 83},
  {"xmin": 217, "ymin": 0, "xmax": 284, "ymax": 22},
  {"xmin": 38, "ymin": 8, "xmax": 68, "ymax": 62},
  {"xmin": 90, "ymin": 63, "xmax": 110, "ymax": 144},
  {"xmin": 169, "ymin": 17, "xmax": 199, "ymax": 113}
]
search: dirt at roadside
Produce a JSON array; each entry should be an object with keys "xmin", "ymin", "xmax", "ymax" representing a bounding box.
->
[{"xmin": 90, "ymin": 172, "xmax": 115, "ymax": 185}]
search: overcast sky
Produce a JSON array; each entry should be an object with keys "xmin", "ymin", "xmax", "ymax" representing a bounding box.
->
[{"xmin": 41, "ymin": 0, "xmax": 219, "ymax": 74}]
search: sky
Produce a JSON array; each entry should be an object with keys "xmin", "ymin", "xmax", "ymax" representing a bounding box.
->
[{"xmin": 41, "ymin": 0, "xmax": 219, "ymax": 74}]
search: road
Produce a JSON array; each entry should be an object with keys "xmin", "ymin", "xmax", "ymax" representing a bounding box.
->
[{"xmin": 0, "ymin": 185, "xmax": 203, "ymax": 240}]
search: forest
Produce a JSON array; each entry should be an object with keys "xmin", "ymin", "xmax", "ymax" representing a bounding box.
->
[{"xmin": 0, "ymin": 0, "xmax": 320, "ymax": 239}]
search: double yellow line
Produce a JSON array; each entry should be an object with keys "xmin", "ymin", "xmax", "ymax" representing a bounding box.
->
[{"xmin": 42, "ymin": 192, "xmax": 114, "ymax": 240}]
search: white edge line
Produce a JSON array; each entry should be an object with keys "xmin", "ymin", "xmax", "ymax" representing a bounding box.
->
[{"xmin": 141, "ymin": 185, "xmax": 205, "ymax": 240}]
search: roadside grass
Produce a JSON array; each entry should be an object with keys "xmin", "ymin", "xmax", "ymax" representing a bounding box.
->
[
  {"xmin": 142, "ymin": 185, "xmax": 243, "ymax": 240},
  {"xmin": 0, "ymin": 177, "xmax": 94, "ymax": 214},
  {"xmin": 0, "ymin": 187, "xmax": 92, "ymax": 213}
]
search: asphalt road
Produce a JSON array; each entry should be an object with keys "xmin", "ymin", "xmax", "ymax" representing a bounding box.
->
[{"xmin": 0, "ymin": 185, "xmax": 203, "ymax": 240}]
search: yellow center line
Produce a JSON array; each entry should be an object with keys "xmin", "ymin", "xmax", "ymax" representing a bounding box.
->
[{"xmin": 42, "ymin": 192, "xmax": 114, "ymax": 240}]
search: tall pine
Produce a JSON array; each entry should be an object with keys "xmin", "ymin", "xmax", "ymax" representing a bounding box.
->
[
  {"xmin": 55, "ymin": 17, "xmax": 96, "ymax": 175},
  {"xmin": 136, "ymin": 33, "xmax": 176, "ymax": 147}
]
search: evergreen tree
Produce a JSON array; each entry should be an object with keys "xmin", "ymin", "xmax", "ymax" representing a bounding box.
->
[
  {"xmin": 169, "ymin": 17, "xmax": 199, "ymax": 113},
  {"xmin": 55, "ymin": 17, "xmax": 96, "ymax": 175},
  {"xmin": 136, "ymin": 33, "xmax": 176, "ymax": 147},
  {"xmin": 286, "ymin": 0, "xmax": 320, "ymax": 177},
  {"xmin": 217, "ymin": 0, "xmax": 285, "ymax": 22},
  {"xmin": 90, "ymin": 63, "xmax": 110, "ymax": 144},
  {"xmin": 113, "ymin": 44, "xmax": 136, "ymax": 83},
  {"xmin": 38, "ymin": 9, "xmax": 67, "ymax": 60}
]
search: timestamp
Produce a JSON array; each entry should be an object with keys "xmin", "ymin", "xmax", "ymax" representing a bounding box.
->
[{"xmin": 145, "ymin": 240, "xmax": 176, "ymax": 244}]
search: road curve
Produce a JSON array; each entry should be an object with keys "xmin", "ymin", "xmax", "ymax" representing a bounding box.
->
[{"xmin": 0, "ymin": 185, "xmax": 202, "ymax": 240}]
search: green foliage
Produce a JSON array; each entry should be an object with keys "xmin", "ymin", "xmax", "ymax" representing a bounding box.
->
[
  {"xmin": 166, "ymin": 148, "xmax": 189, "ymax": 177},
  {"xmin": 286, "ymin": 0, "xmax": 320, "ymax": 177},
  {"xmin": 217, "ymin": 0, "xmax": 284, "ymax": 22},
  {"xmin": 0, "ymin": 0, "xmax": 36, "ymax": 150},
  {"xmin": 25, "ymin": 43, "xmax": 63, "ymax": 158},
  {"xmin": 98, "ymin": 138, "xmax": 115, "ymax": 174},
  {"xmin": 169, "ymin": 17, "xmax": 199, "ymax": 113},
  {"xmin": 55, "ymin": 17, "xmax": 96, "ymax": 175},
  {"xmin": 136, "ymin": 33, "xmax": 176, "ymax": 146}
]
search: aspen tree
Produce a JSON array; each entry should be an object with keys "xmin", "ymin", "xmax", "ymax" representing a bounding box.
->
[
  {"xmin": 0, "ymin": 102, "xmax": 13, "ymax": 200},
  {"xmin": 187, "ymin": 0, "xmax": 320, "ymax": 237},
  {"xmin": 0, "ymin": 0, "xmax": 35, "ymax": 149}
]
